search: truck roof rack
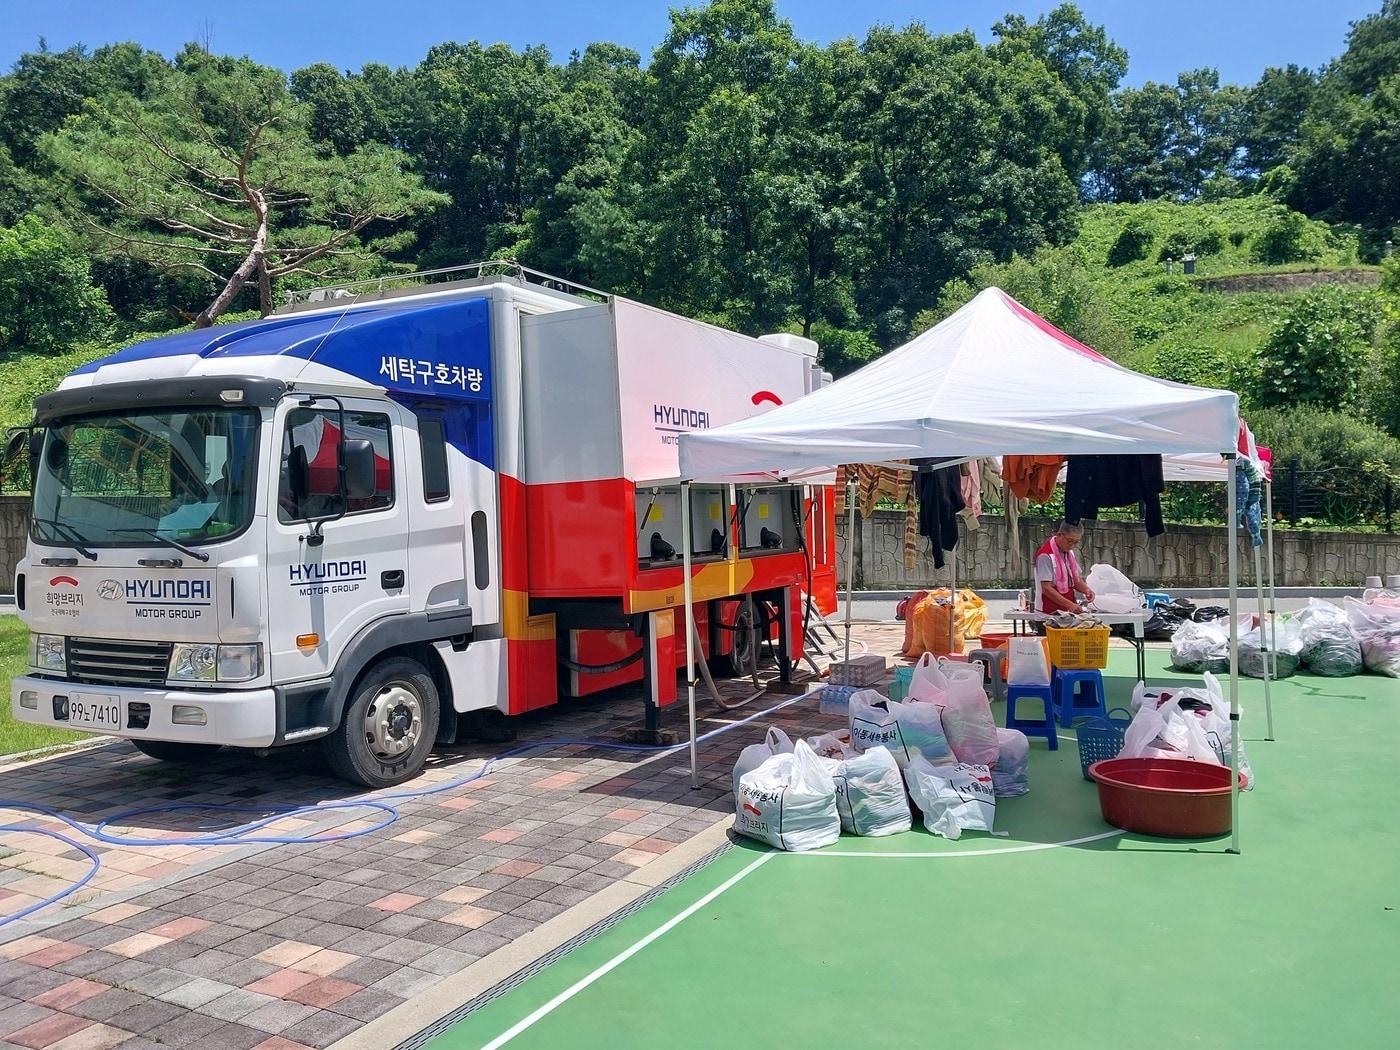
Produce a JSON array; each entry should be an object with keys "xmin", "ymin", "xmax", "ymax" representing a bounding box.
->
[{"xmin": 279, "ymin": 260, "xmax": 611, "ymax": 310}]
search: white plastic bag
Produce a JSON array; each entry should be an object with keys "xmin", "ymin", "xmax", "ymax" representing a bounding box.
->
[
  {"xmin": 906, "ymin": 652, "xmax": 949, "ymax": 702},
  {"xmin": 848, "ymin": 691, "xmax": 951, "ymax": 766},
  {"xmin": 1295, "ymin": 599, "xmax": 1362, "ymax": 676},
  {"xmin": 1346, "ymin": 597, "xmax": 1400, "ymax": 677},
  {"xmin": 734, "ymin": 740, "xmax": 840, "ymax": 852},
  {"xmin": 991, "ymin": 727, "xmax": 1029, "ymax": 797},
  {"xmin": 732, "ymin": 727, "xmax": 794, "ymax": 797},
  {"xmin": 904, "ymin": 756, "xmax": 996, "ymax": 840},
  {"xmin": 1006, "ymin": 637, "xmax": 1051, "ymax": 687},
  {"xmin": 1085, "ymin": 565, "xmax": 1144, "ymax": 614},
  {"xmin": 935, "ymin": 660, "xmax": 1000, "ymax": 766},
  {"xmin": 1239, "ymin": 618, "xmax": 1302, "ymax": 678},
  {"xmin": 1170, "ymin": 619, "xmax": 1229, "ymax": 674},
  {"xmin": 830, "ymin": 746, "xmax": 912, "ymax": 836},
  {"xmin": 805, "ymin": 730, "xmax": 854, "ymax": 760}
]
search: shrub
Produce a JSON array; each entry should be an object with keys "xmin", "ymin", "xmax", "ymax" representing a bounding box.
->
[
  {"xmin": 1251, "ymin": 286, "xmax": 1381, "ymax": 408},
  {"xmin": 1229, "ymin": 229, "xmax": 1247, "ymax": 248},
  {"xmin": 0, "ymin": 218, "xmax": 113, "ymax": 355},
  {"xmin": 1251, "ymin": 210, "xmax": 1329, "ymax": 265},
  {"xmin": 1108, "ymin": 218, "xmax": 1154, "ymax": 267},
  {"xmin": 1150, "ymin": 339, "xmax": 1233, "ymax": 388}
]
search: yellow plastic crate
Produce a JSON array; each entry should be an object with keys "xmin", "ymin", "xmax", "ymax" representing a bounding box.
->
[{"xmin": 1045, "ymin": 624, "xmax": 1110, "ymax": 669}]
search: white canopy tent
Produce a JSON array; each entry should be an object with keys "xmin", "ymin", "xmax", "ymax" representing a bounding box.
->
[{"xmin": 677, "ymin": 287, "xmax": 1250, "ymax": 851}]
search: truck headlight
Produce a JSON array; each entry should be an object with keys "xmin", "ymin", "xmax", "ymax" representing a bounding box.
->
[
  {"xmin": 168, "ymin": 643, "xmax": 261, "ymax": 683},
  {"xmin": 29, "ymin": 634, "xmax": 65, "ymax": 673}
]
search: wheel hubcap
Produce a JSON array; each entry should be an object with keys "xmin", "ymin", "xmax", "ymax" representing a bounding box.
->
[{"xmin": 365, "ymin": 683, "xmax": 423, "ymax": 761}]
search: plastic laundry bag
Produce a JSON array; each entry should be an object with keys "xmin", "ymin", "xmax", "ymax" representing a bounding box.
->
[
  {"xmin": 1346, "ymin": 598, "xmax": 1400, "ymax": 677},
  {"xmin": 906, "ymin": 590, "xmax": 988, "ymax": 657},
  {"xmin": 904, "ymin": 756, "xmax": 996, "ymax": 840},
  {"xmin": 1170, "ymin": 619, "xmax": 1230, "ymax": 675},
  {"xmin": 732, "ymin": 727, "xmax": 794, "ymax": 797},
  {"xmin": 805, "ymin": 730, "xmax": 854, "ymax": 760},
  {"xmin": 734, "ymin": 740, "xmax": 840, "ymax": 852},
  {"xmin": 905, "ymin": 652, "xmax": 949, "ymax": 703},
  {"xmin": 1085, "ymin": 564, "xmax": 1145, "ymax": 614},
  {"xmin": 830, "ymin": 745, "xmax": 912, "ymax": 837},
  {"xmin": 1006, "ymin": 637, "xmax": 1051, "ymax": 687},
  {"xmin": 990, "ymin": 727, "xmax": 1029, "ymax": 797},
  {"xmin": 935, "ymin": 658, "xmax": 1001, "ymax": 767},
  {"xmin": 848, "ymin": 691, "xmax": 952, "ymax": 767},
  {"xmin": 1295, "ymin": 599, "xmax": 1362, "ymax": 677},
  {"xmin": 1238, "ymin": 618, "xmax": 1302, "ymax": 679}
]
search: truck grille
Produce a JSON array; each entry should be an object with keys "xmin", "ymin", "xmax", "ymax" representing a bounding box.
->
[{"xmin": 66, "ymin": 638, "xmax": 172, "ymax": 687}]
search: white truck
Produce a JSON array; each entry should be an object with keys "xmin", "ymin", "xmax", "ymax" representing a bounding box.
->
[{"xmin": 11, "ymin": 263, "xmax": 837, "ymax": 786}]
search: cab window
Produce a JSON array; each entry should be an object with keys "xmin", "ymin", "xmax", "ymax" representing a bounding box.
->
[{"xmin": 278, "ymin": 408, "xmax": 394, "ymax": 522}]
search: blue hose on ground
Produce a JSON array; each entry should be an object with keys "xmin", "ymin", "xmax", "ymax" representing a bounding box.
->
[{"xmin": 0, "ymin": 691, "xmax": 809, "ymax": 928}]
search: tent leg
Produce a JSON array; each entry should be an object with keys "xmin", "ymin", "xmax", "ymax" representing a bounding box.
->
[
  {"xmin": 1265, "ymin": 480, "xmax": 1278, "ymax": 683},
  {"xmin": 1226, "ymin": 455, "xmax": 1241, "ymax": 855},
  {"xmin": 682, "ymin": 482, "xmax": 699, "ymax": 791},
  {"xmin": 843, "ymin": 479, "xmax": 856, "ymax": 664},
  {"xmin": 948, "ymin": 527, "xmax": 958, "ymax": 656},
  {"xmin": 1252, "ymin": 541, "xmax": 1275, "ymax": 742}
]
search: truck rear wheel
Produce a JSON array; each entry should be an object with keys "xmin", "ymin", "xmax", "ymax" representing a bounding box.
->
[
  {"xmin": 712, "ymin": 601, "xmax": 758, "ymax": 678},
  {"xmin": 324, "ymin": 656, "xmax": 440, "ymax": 789},
  {"xmin": 131, "ymin": 740, "xmax": 223, "ymax": 764}
]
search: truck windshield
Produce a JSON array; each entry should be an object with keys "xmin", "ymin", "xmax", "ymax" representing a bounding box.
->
[{"xmin": 32, "ymin": 408, "xmax": 260, "ymax": 548}]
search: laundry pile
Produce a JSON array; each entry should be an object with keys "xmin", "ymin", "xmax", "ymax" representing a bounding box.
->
[
  {"xmin": 1119, "ymin": 673, "xmax": 1254, "ymax": 789},
  {"xmin": 732, "ymin": 654, "xmax": 1027, "ymax": 850}
]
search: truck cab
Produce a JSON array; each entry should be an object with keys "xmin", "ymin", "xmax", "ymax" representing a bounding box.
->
[{"xmin": 11, "ymin": 264, "xmax": 836, "ymax": 787}]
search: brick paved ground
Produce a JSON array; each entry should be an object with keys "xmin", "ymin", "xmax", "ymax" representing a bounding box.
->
[{"xmin": 0, "ymin": 622, "xmax": 906, "ymax": 1049}]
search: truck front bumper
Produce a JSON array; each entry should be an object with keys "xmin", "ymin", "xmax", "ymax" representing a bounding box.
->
[{"xmin": 11, "ymin": 675, "xmax": 277, "ymax": 748}]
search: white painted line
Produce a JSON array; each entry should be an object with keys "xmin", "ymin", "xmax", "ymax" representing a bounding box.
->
[
  {"xmin": 479, "ymin": 851, "xmax": 775, "ymax": 1050},
  {"xmin": 798, "ymin": 829, "xmax": 1126, "ymax": 858}
]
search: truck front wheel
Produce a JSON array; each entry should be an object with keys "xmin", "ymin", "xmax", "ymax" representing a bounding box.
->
[{"xmin": 324, "ymin": 656, "xmax": 440, "ymax": 789}]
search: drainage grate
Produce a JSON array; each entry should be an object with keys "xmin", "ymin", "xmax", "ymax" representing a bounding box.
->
[{"xmin": 394, "ymin": 840, "xmax": 736, "ymax": 1050}]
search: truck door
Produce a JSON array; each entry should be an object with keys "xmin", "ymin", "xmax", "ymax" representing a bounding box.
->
[
  {"xmin": 267, "ymin": 398, "xmax": 411, "ymax": 683},
  {"xmin": 405, "ymin": 404, "xmax": 470, "ymax": 617}
]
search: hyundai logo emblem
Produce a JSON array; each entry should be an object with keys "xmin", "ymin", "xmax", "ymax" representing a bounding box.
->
[{"xmin": 96, "ymin": 579, "xmax": 125, "ymax": 601}]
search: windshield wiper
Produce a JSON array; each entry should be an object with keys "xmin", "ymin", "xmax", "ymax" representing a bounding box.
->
[
  {"xmin": 31, "ymin": 517, "xmax": 98, "ymax": 561},
  {"xmin": 109, "ymin": 527, "xmax": 211, "ymax": 563}
]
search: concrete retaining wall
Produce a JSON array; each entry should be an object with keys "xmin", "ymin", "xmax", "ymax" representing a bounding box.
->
[{"xmin": 837, "ymin": 510, "xmax": 1400, "ymax": 590}]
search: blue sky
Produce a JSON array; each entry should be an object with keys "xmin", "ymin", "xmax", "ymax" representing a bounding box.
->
[{"xmin": 1, "ymin": 0, "xmax": 1382, "ymax": 86}]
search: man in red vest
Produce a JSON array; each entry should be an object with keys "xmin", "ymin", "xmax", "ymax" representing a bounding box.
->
[{"xmin": 1034, "ymin": 521, "xmax": 1095, "ymax": 614}]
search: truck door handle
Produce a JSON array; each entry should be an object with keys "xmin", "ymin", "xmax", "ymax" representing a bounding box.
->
[{"xmin": 381, "ymin": 570, "xmax": 405, "ymax": 590}]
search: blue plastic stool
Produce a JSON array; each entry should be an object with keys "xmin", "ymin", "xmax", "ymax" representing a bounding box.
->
[
  {"xmin": 1005, "ymin": 683, "xmax": 1058, "ymax": 750},
  {"xmin": 1052, "ymin": 668, "xmax": 1108, "ymax": 728},
  {"xmin": 1144, "ymin": 591, "xmax": 1170, "ymax": 609}
]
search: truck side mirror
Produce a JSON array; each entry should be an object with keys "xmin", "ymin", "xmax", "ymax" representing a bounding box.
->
[
  {"xmin": 28, "ymin": 432, "xmax": 43, "ymax": 483},
  {"xmin": 342, "ymin": 438, "xmax": 376, "ymax": 501}
]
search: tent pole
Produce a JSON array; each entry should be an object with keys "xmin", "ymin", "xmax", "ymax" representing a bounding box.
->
[
  {"xmin": 1252, "ymin": 539, "xmax": 1275, "ymax": 742},
  {"xmin": 682, "ymin": 481, "xmax": 699, "ymax": 790},
  {"xmin": 1265, "ymin": 479, "xmax": 1278, "ymax": 683},
  {"xmin": 948, "ymin": 522, "xmax": 958, "ymax": 655},
  {"xmin": 843, "ymin": 478, "xmax": 856, "ymax": 664},
  {"xmin": 1226, "ymin": 454, "xmax": 1241, "ymax": 854}
]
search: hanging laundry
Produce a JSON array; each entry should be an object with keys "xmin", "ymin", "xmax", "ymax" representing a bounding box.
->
[
  {"xmin": 1003, "ymin": 455, "xmax": 1064, "ymax": 502},
  {"xmin": 981, "ymin": 458, "xmax": 1027, "ymax": 576},
  {"xmin": 959, "ymin": 459, "xmax": 981, "ymax": 531},
  {"xmin": 916, "ymin": 463, "xmax": 965, "ymax": 570},
  {"xmin": 1063, "ymin": 455, "xmax": 1166, "ymax": 538},
  {"xmin": 1238, "ymin": 458, "xmax": 1263, "ymax": 547},
  {"xmin": 836, "ymin": 464, "xmax": 921, "ymax": 570}
]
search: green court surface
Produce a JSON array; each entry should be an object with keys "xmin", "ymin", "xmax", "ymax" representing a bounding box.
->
[{"xmin": 427, "ymin": 651, "xmax": 1400, "ymax": 1050}]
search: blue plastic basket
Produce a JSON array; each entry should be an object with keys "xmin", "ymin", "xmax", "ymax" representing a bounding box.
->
[
  {"xmin": 891, "ymin": 666, "xmax": 915, "ymax": 701},
  {"xmin": 1075, "ymin": 707, "xmax": 1133, "ymax": 780}
]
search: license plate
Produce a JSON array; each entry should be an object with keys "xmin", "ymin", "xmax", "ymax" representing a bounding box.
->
[{"xmin": 68, "ymin": 693, "xmax": 122, "ymax": 731}]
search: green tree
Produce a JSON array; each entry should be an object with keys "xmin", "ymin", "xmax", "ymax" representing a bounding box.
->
[
  {"xmin": 1252, "ymin": 286, "xmax": 1381, "ymax": 408},
  {"xmin": 0, "ymin": 217, "xmax": 112, "ymax": 354},
  {"xmin": 1241, "ymin": 64, "xmax": 1317, "ymax": 175},
  {"xmin": 46, "ymin": 48, "xmax": 446, "ymax": 326}
]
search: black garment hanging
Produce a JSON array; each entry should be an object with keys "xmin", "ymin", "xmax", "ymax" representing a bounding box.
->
[
  {"xmin": 1063, "ymin": 455, "xmax": 1166, "ymax": 537},
  {"xmin": 915, "ymin": 463, "xmax": 965, "ymax": 569}
]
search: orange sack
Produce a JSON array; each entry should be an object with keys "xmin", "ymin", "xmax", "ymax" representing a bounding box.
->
[{"xmin": 904, "ymin": 590, "xmax": 988, "ymax": 657}]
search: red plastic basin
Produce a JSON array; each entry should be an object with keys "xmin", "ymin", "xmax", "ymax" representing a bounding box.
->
[{"xmin": 1087, "ymin": 758, "xmax": 1246, "ymax": 838}]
